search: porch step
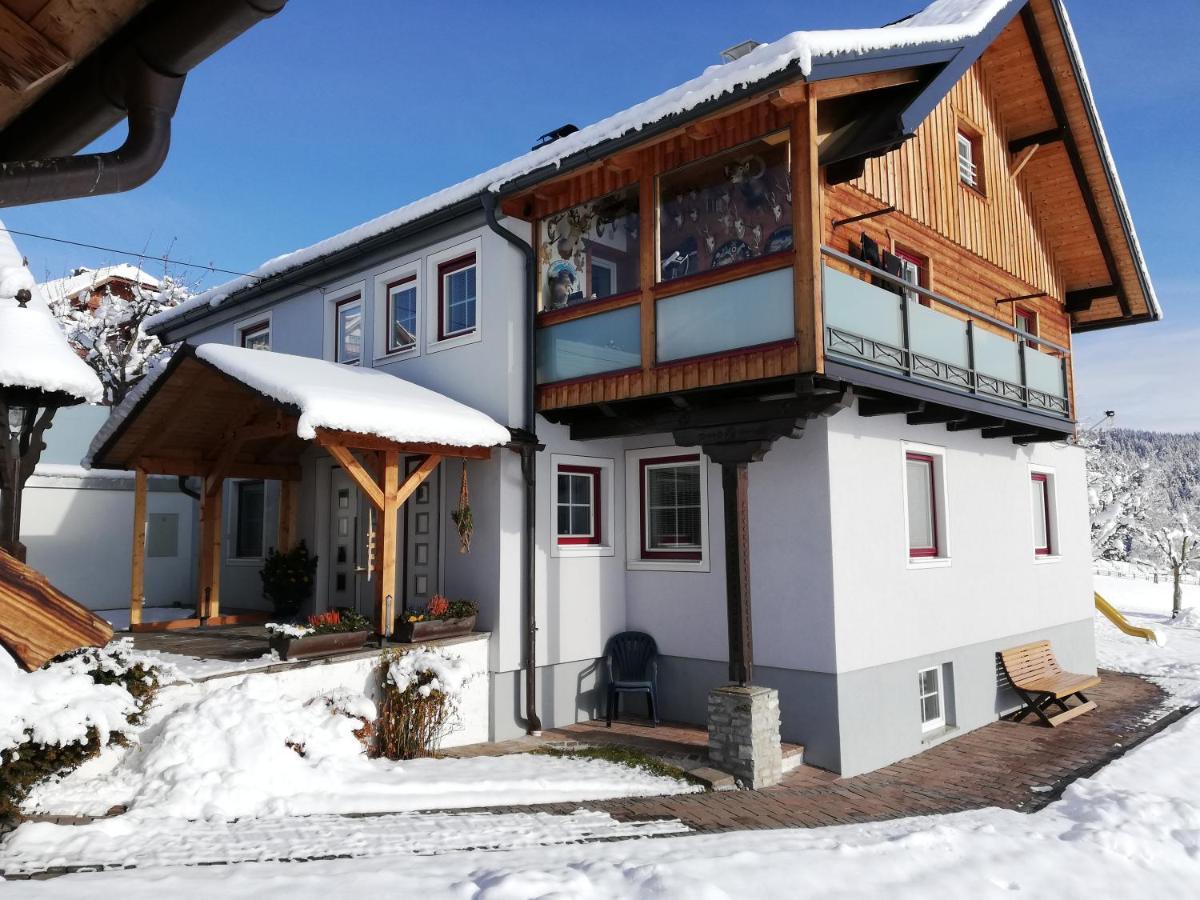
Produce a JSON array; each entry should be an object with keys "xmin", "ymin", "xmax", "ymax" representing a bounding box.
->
[{"xmin": 781, "ymin": 742, "xmax": 805, "ymax": 773}]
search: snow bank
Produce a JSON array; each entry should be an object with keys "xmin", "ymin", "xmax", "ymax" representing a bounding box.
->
[
  {"xmin": 0, "ymin": 640, "xmax": 160, "ymax": 754},
  {"xmin": 148, "ymin": 0, "xmax": 1014, "ymax": 334}
]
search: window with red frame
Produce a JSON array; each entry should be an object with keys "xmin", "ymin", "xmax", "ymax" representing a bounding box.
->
[
  {"xmin": 905, "ymin": 452, "xmax": 939, "ymax": 558},
  {"xmin": 438, "ymin": 253, "xmax": 477, "ymax": 340},
  {"xmin": 893, "ymin": 246, "xmax": 929, "ymax": 307},
  {"xmin": 1015, "ymin": 306, "xmax": 1039, "ymax": 350},
  {"xmin": 640, "ymin": 454, "xmax": 703, "ymax": 560},
  {"xmin": 239, "ymin": 320, "xmax": 270, "ymax": 351},
  {"xmin": 556, "ymin": 464, "xmax": 601, "ymax": 545},
  {"xmin": 1031, "ymin": 473, "xmax": 1052, "ymax": 556}
]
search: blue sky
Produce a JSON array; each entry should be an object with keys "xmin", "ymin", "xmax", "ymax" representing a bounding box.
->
[{"xmin": 3, "ymin": 0, "xmax": 1195, "ymax": 431}]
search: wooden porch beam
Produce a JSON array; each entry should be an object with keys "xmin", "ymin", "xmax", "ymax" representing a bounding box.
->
[
  {"xmin": 859, "ymin": 396, "xmax": 923, "ymax": 417},
  {"xmin": 197, "ymin": 481, "xmax": 222, "ymax": 620},
  {"xmin": 321, "ymin": 440, "xmax": 385, "ymax": 511},
  {"xmin": 378, "ymin": 450, "xmax": 401, "ymax": 637},
  {"xmin": 396, "ymin": 454, "xmax": 443, "ymax": 507},
  {"xmin": 313, "ymin": 428, "xmax": 493, "ymax": 460},
  {"xmin": 135, "ymin": 457, "xmax": 302, "ymax": 481},
  {"xmin": 1008, "ymin": 143, "xmax": 1040, "ymax": 180},
  {"xmin": 1007, "ymin": 127, "xmax": 1064, "ymax": 155},
  {"xmin": 129, "ymin": 468, "xmax": 148, "ymax": 628},
  {"xmin": 1065, "ymin": 285, "xmax": 1116, "ymax": 313}
]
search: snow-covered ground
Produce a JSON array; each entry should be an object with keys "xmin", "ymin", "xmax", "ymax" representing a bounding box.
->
[{"xmin": 3, "ymin": 573, "xmax": 1198, "ymax": 896}]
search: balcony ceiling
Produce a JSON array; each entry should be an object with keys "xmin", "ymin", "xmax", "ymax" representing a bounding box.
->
[{"xmin": 0, "ymin": 0, "xmax": 151, "ymax": 134}]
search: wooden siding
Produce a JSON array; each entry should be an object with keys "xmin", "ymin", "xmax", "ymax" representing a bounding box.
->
[{"xmin": 844, "ymin": 59, "xmax": 1065, "ymax": 303}]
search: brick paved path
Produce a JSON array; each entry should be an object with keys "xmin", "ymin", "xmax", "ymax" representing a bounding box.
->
[{"xmin": 484, "ymin": 671, "xmax": 1187, "ymax": 832}]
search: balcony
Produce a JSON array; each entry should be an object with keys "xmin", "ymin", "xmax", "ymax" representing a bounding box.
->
[{"xmin": 821, "ymin": 247, "xmax": 1071, "ymax": 419}]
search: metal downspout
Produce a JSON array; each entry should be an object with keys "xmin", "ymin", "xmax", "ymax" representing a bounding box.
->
[{"xmin": 483, "ymin": 191, "xmax": 542, "ymax": 735}]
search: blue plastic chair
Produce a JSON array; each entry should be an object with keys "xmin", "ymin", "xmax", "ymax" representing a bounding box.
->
[{"xmin": 604, "ymin": 631, "xmax": 659, "ymax": 727}]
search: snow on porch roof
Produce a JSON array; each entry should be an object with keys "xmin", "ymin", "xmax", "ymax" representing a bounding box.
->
[
  {"xmin": 147, "ymin": 0, "xmax": 1015, "ymax": 334},
  {"xmin": 87, "ymin": 344, "xmax": 511, "ymax": 469}
]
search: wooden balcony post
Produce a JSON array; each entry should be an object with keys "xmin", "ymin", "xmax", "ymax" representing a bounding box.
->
[
  {"xmin": 639, "ymin": 171, "xmax": 656, "ymax": 376},
  {"xmin": 129, "ymin": 466, "xmax": 148, "ymax": 628},
  {"xmin": 792, "ymin": 93, "xmax": 823, "ymax": 374}
]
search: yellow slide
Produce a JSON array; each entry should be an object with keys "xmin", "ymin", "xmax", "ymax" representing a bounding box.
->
[{"xmin": 1095, "ymin": 592, "xmax": 1159, "ymax": 643}]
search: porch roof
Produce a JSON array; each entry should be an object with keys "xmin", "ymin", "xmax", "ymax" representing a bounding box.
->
[{"xmin": 87, "ymin": 343, "xmax": 511, "ymax": 477}]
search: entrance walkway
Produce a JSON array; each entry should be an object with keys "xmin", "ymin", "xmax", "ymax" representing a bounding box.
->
[{"xmin": 481, "ymin": 671, "xmax": 1188, "ymax": 831}]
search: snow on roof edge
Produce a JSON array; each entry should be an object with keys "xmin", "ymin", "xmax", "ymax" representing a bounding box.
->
[{"xmin": 148, "ymin": 0, "xmax": 1010, "ymax": 334}]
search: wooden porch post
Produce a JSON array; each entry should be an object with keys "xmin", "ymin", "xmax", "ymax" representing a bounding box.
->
[
  {"xmin": 198, "ymin": 476, "xmax": 223, "ymax": 620},
  {"xmin": 129, "ymin": 466, "xmax": 148, "ymax": 628},
  {"xmin": 378, "ymin": 450, "xmax": 399, "ymax": 638},
  {"xmin": 277, "ymin": 479, "xmax": 299, "ymax": 553},
  {"xmin": 792, "ymin": 93, "xmax": 823, "ymax": 374},
  {"xmin": 721, "ymin": 461, "xmax": 754, "ymax": 686}
]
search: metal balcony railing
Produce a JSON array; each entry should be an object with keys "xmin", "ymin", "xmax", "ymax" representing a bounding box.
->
[{"xmin": 821, "ymin": 246, "xmax": 1071, "ymax": 418}]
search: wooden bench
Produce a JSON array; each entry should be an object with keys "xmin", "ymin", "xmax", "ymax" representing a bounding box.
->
[{"xmin": 999, "ymin": 640, "xmax": 1100, "ymax": 728}]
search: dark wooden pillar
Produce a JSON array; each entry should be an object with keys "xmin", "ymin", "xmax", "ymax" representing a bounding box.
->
[{"xmin": 721, "ymin": 460, "xmax": 753, "ymax": 686}]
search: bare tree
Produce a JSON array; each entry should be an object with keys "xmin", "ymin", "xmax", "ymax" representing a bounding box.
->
[
  {"xmin": 48, "ymin": 265, "xmax": 193, "ymax": 405},
  {"xmin": 1145, "ymin": 515, "xmax": 1200, "ymax": 618}
]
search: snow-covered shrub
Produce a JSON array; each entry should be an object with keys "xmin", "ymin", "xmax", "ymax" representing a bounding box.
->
[
  {"xmin": 0, "ymin": 640, "xmax": 162, "ymax": 821},
  {"xmin": 376, "ymin": 647, "xmax": 473, "ymax": 760}
]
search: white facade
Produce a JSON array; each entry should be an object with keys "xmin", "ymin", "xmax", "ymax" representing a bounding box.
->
[{"xmin": 156, "ymin": 211, "xmax": 1096, "ymax": 774}]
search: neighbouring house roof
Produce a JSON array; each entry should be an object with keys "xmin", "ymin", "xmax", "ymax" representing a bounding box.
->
[
  {"xmin": 0, "ymin": 225, "xmax": 103, "ymax": 404},
  {"xmin": 40, "ymin": 264, "xmax": 161, "ymax": 305},
  {"xmin": 146, "ymin": 0, "xmax": 1157, "ymax": 336},
  {"xmin": 87, "ymin": 343, "xmax": 512, "ymax": 471}
]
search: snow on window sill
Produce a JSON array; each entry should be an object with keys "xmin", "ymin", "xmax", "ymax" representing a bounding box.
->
[
  {"xmin": 1033, "ymin": 554, "xmax": 1062, "ymax": 566},
  {"xmin": 627, "ymin": 557, "xmax": 710, "ymax": 574},
  {"xmin": 921, "ymin": 724, "xmax": 957, "ymax": 745},
  {"xmin": 907, "ymin": 556, "xmax": 951, "ymax": 570},
  {"xmin": 552, "ymin": 543, "xmax": 616, "ymax": 560}
]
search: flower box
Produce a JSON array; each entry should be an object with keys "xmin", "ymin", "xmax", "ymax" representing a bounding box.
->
[
  {"xmin": 395, "ymin": 614, "xmax": 476, "ymax": 643},
  {"xmin": 269, "ymin": 629, "xmax": 371, "ymax": 661}
]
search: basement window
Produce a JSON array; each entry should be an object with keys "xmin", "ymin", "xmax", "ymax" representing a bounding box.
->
[{"xmin": 918, "ymin": 665, "xmax": 946, "ymax": 732}]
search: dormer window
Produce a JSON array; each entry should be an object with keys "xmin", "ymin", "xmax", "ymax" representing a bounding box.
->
[{"xmin": 956, "ymin": 126, "xmax": 984, "ymax": 194}]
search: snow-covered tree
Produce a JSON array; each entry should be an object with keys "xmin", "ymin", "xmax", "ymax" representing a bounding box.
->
[
  {"xmin": 49, "ymin": 268, "xmax": 192, "ymax": 405},
  {"xmin": 1144, "ymin": 515, "xmax": 1200, "ymax": 618},
  {"xmin": 1081, "ymin": 433, "xmax": 1153, "ymax": 560}
]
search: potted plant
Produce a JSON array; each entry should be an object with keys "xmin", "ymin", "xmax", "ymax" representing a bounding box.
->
[
  {"xmin": 260, "ymin": 541, "xmax": 318, "ymax": 620},
  {"xmin": 267, "ymin": 609, "xmax": 372, "ymax": 660},
  {"xmin": 395, "ymin": 595, "xmax": 478, "ymax": 642}
]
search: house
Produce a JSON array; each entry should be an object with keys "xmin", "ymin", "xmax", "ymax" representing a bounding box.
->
[
  {"xmin": 40, "ymin": 265, "xmax": 161, "ymax": 314},
  {"xmin": 95, "ymin": 0, "xmax": 1157, "ymax": 777}
]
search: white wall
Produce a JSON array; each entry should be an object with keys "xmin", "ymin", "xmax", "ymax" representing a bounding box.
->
[
  {"xmin": 22, "ymin": 473, "xmax": 196, "ymax": 611},
  {"xmin": 826, "ymin": 399, "xmax": 1093, "ymax": 674}
]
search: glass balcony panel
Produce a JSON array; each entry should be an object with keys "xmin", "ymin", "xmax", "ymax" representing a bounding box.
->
[
  {"xmin": 973, "ymin": 327, "xmax": 1021, "ymax": 385},
  {"xmin": 1025, "ymin": 345, "xmax": 1066, "ymax": 398},
  {"xmin": 656, "ymin": 266, "xmax": 793, "ymax": 363},
  {"xmin": 535, "ymin": 305, "xmax": 641, "ymax": 384},
  {"xmin": 822, "ymin": 265, "xmax": 904, "ymax": 360},
  {"xmin": 907, "ymin": 300, "xmax": 969, "ymax": 369}
]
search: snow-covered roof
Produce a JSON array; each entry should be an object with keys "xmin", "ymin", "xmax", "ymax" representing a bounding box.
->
[
  {"xmin": 89, "ymin": 344, "xmax": 511, "ymax": 466},
  {"xmin": 0, "ymin": 224, "xmax": 104, "ymax": 404},
  {"xmin": 40, "ymin": 264, "xmax": 161, "ymax": 305},
  {"xmin": 148, "ymin": 0, "xmax": 1013, "ymax": 333}
]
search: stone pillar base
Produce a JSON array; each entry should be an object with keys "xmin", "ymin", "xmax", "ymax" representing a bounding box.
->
[{"xmin": 707, "ymin": 684, "xmax": 783, "ymax": 789}]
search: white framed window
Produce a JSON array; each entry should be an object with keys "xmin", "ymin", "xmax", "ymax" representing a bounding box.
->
[
  {"xmin": 918, "ymin": 665, "xmax": 945, "ymax": 732},
  {"xmin": 237, "ymin": 314, "xmax": 271, "ymax": 351},
  {"xmin": 551, "ymin": 454, "xmax": 613, "ymax": 558},
  {"xmin": 426, "ymin": 237, "xmax": 483, "ymax": 352},
  {"xmin": 956, "ymin": 125, "xmax": 984, "ymax": 194},
  {"xmin": 324, "ymin": 282, "xmax": 367, "ymax": 365},
  {"xmin": 902, "ymin": 443, "xmax": 949, "ymax": 566},
  {"xmin": 1029, "ymin": 467, "xmax": 1059, "ymax": 560},
  {"xmin": 231, "ymin": 479, "xmax": 266, "ymax": 560},
  {"xmin": 374, "ymin": 262, "xmax": 421, "ymax": 361},
  {"xmin": 625, "ymin": 447, "xmax": 710, "ymax": 571}
]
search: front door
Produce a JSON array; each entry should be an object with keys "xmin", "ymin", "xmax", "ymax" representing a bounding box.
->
[
  {"xmin": 328, "ymin": 467, "xmax": 368, "ymax": 616},
  {"xmin": 403, "ymin": 456, "xmax": 440, "ymax": 611}
]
